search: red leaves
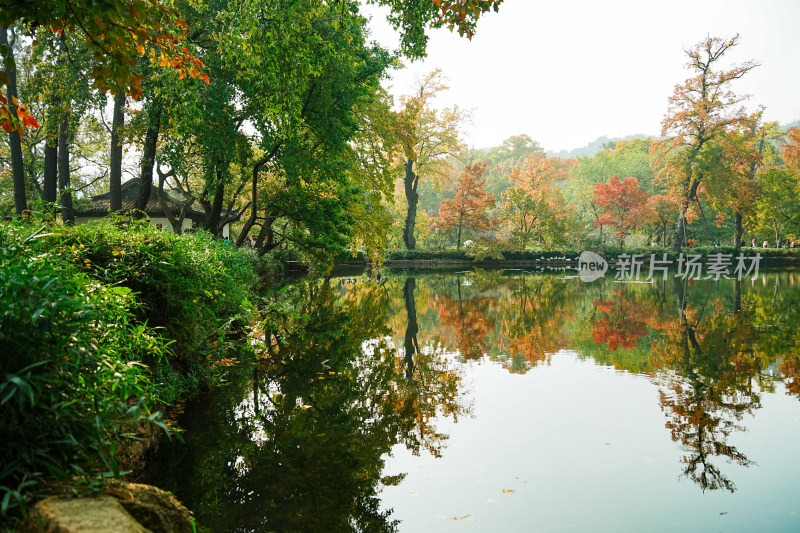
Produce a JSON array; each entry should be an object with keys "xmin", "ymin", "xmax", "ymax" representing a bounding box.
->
[
  {"xmin": 433, "ymin": 161, "xmax": 497, "ymax": 246},
  {"xmin": 0, "ymin": 95, "xmax": 40, "ymax": 135},
  {"xmin": 592, "ymin": 175, "xmax": 651, "ymax": 243}
]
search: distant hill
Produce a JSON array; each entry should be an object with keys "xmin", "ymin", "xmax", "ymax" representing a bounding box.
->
[{"xmin": 546, "ymin": 134, "xmax": 655, "ymax": 159}]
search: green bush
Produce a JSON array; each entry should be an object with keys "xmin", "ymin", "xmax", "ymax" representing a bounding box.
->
[
  {"xmin": 0, "ymin": 244, "xmax": 170, "ymax": 519},
  {"xmin": 0, "ymin": 219, "xmax": 261, "ymax": 522},
  {"xmin": 33, "ymin": 220, "xmax": 258, "ymax": 375}
]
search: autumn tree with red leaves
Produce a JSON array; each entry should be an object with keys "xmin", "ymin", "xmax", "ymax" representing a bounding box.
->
[
  {"xmin": 593, "ymin": 175, "xmax": 651, "ymax": 247},
  {"xmin": 433, "ymin": 161, "xmax": 497, "ymax": 249}
]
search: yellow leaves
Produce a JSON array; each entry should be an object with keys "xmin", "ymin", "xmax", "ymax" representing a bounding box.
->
[
  {"xmin": 502, "ymin": 488, "xmax": 515, "ymax": 493},
  {"xmin": 451, "ymin": 514, "xmax": 472, "ymax": 520}
]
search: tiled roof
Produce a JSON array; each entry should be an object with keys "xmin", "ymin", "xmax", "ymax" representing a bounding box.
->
[{"xmin": 74, "ymin": 178, "xmax": 208, "ymax": 220}]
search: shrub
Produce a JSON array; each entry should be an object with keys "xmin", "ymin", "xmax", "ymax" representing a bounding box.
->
[
  {"xmin": 0, "ymin": 245, "xmax": 170, "ymax": 519},
  {"xmin": 0, "ymin": 219, "xmax": 261, "ymax": 522},
  {"xmin": 33, "ymin": 221, "xmax": 258, "ymax": 376}
]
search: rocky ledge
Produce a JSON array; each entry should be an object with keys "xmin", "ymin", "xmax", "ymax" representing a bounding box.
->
[{"xmin": 18, "ymin": 482, "xmax": 193, "ymax": 533}]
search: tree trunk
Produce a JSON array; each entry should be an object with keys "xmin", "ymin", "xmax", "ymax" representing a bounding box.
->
[
  {"xmin": 672, "ymin": 211, "xmax": 686, "ymax": 251},
  {"xmin": 109, "ymin": 92, "xmax": 125, "ymax": 211},
  {"xmin": 236, "ymin": 143, "xmax": 280, "ymax": 246},
  {"xmin": 403, "ymin": 277, "xmax": 419, "ymax": 381},
  {"xmin": 58, "ymin": 111, "xmax": 73, "ymax": 223},
  {"xmin": 156, "ymin": 166, "xmax": 188, "ymax": 234},
  {"xmin": 42, "ymin": 85, "xmax": 61, "ymax": 204},
  {"xmin": 134, "ymin": 103, "xmax": 162, "ymax": 213},
  {"xmin": 403, "ymin": 159, "xmax": 418, "ymax": 249},
  {"xmin": 734, "ymin": 212, "xmax": 743, "ymax": 248},
  {"xmin": 1, "ymin": 25, "xmax": 27, "ymax": 214},
  {"xmin": 205, "ymin": 168, "xmax": 225, "ymax": 236},
  {"xmin": 43, "ymin": 124, "xmax": 58, "ymax": 204}
]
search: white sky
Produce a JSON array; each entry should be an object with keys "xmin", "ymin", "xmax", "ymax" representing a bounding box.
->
[{"xmin": 364, "ymin": 0, "xmax": 800, "ymax": 153}]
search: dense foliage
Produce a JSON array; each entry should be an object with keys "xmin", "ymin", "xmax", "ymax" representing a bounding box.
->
[{"xmin": 0, "ymin": 218, "xmax": 259, "ymax": 522}]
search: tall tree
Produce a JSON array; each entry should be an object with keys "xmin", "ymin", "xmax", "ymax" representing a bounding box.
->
[
  {"xmin": 397, "ymin": 70, "xmax": 467, "ymax": 249},
  {"xmin": 433, "ymin": 161, "xmax": 497, "ymax": 249},
  {"xmin": 652, "ymin": 35, "xmax": 758, "ymax": 250}
]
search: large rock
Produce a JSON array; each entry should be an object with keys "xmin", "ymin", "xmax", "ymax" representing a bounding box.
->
[
  {"xmin": 19, "ymin": 482, "xmax": 193, "ymax": 533},
  {"xmin": 18, "ymin": 496, "xmax": 150, "ymax": 533},
  {"xmin": 109, "ymin": 482, "xmax": 193, "ymax": 533}
]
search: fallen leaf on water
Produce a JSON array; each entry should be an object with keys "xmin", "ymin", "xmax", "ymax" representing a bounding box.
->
[
  {"xmin": 451, "ymin": 514, "xmax": 472, "ymax": 521},
  {"xmin": 502, "ymin": 489, "xmax": 515, "ymax": 494}
]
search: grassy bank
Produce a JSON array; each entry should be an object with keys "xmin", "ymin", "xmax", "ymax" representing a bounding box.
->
[{"xmin": 0, "ymin": 219, "xmax": 262, "ymax": 525}]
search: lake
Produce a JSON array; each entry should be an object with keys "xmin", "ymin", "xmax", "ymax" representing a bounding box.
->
[{"xmin": 144, "ymin": 269, "xmax": 800, "ymax": 532}]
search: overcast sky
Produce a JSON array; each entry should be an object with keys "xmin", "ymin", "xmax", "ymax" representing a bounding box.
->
[{"xmin": 363, "ymin": 0, "xmax": 800, "ymax": 153}]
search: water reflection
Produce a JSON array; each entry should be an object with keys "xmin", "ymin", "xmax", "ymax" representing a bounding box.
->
[
  {"xmin": 145, "ymin": 280, "xmax": 467, "ymax": 531},
  {"xmin": 146, "ymin": 270, "xmax": 800, "ymax": 531},
  {"xmin": 392, "ymin": 270, "xmax": 800, "ymax": 494}
]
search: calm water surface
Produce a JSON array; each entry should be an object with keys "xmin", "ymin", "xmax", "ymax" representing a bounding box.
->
[{"xmin": 145, "ymin": 270, "xmax": 800, "ymax": 532}]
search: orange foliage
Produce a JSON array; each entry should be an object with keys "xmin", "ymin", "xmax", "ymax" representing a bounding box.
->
[
  {"xmin": 593, "ymin": 175, "xmax": 651, "ymax": 244},
  {"xmin": 591, "ymin": 294, "xmax": 651, "ymax": 350},
  {"xmin": 431, "ymin": 291, "xmax": 495, "ymax": 360},
  {"xmin": 782, "ymin": 128, "xmax": 800, "ymax": 171},
  {"xmin": 433, "ymin": 161, "xmax": 497, "ymax": 248}
]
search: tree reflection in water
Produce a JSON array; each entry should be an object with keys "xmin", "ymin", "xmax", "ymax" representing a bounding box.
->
[
  {"xmin": 145, "ymin": 280, "xmax": 467, "ymax": 532},
  {"xmin": 649, "ymin": 278, "xmax": 771, "ymax": 492},
  {"xmin": 146, "ymin": 271, "xmax": 800, "ymax": 530}
]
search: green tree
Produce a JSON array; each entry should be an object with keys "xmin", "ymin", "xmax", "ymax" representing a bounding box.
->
[{"xmin": 753, "ymin": 128, "xmax": 800, "ymax": 242}]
